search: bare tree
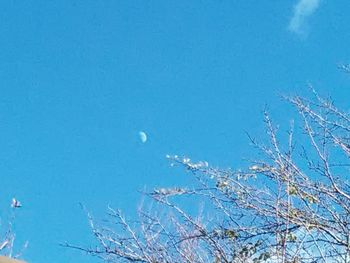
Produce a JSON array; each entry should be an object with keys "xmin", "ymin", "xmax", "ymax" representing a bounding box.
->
[
  {"xmin": 0, "ymin": 199, "xmax": 27, "ymax": 261},
  {"xmin": 66, "ymin": 90, "xmax": 350, "ymax": 263}
]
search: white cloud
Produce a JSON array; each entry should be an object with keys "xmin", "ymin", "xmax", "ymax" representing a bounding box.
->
[{"xmin": 288, "ymin": 0, "xmax": 320, "ymax": 35}]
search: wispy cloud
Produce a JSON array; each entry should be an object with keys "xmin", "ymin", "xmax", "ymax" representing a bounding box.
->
[{"xmin": 288, "ymin": 0, "xmax": 320, "ymax": 35}]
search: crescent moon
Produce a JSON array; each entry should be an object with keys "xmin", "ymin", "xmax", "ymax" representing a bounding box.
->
[{"xmin": 139, "ymin": 131, "xmax": 147, "ymax": 143}]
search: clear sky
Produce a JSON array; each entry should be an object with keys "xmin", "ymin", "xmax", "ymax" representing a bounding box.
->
[{"xmin": 1, "ymin": 1, "xmax": 350, "ymax": 262}]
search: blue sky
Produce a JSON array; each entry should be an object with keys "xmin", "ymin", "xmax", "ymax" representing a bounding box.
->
[{"xmin": 1, "ymin": 1, "xmax": 350, "ymax": 262}]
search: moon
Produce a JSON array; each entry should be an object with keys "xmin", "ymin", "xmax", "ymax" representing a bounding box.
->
[{"xmin": 139, "ymin": 131, "xmax": 147, "ymax": 143}]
